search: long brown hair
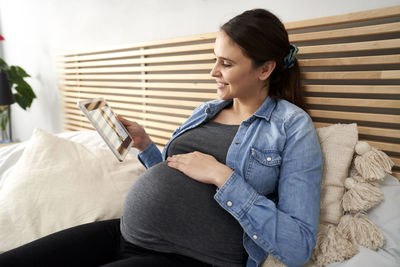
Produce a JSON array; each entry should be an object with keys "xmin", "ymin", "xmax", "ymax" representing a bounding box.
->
[{"xmin": 221, "ymin": 9, "xmax": 305, "ymax": 110}]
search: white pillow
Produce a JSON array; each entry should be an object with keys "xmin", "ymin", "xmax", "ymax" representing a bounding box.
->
[
  {"xmin": 0, "ymin": 130, "xmax": 109, "ymax": 189},
  {"xmin": 0, "ymin": 128, "xmax": 145, "ymax": 252}
]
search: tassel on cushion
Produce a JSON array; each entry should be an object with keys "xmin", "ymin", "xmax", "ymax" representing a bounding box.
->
[
  {"xmin": 342, "ymin": 178, "xmax": 383, "ymax": 213},
  {"xmin": 354, "ymin": 141, "xmax": 394, "ymax": 181},
  {"xmin": 312, "ymin": 224, "xmax": 358, "ymax": 266},
  {"xmin": 261, "ymin": 254, "xmax": 286, "ymax": 267},
  {"xmin": 337, "ymin": 213, "xmax": 384, "ymax": 250}
]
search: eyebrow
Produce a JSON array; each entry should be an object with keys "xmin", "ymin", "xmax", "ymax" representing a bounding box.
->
[{"xmin": 213, "ymin": 51, "xmax": 236, "ymax": 64}]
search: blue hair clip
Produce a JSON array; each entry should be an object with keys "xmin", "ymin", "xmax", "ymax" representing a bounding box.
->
[{"xmin": 283, "ymin": 44, "xmax": 298, "ymax": 69}]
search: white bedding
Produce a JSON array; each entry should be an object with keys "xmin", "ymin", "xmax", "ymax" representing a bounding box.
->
[
  {"xmin": 0, "ymin": 129, "xmax": 145, "ymax": 252},
  {"xmin": 0, "ymin": 130, "xmax": 109, "ymax": 189},
  {"xmin": 0, "ymin": 130, "xmax": 399, "ymax": 266}
]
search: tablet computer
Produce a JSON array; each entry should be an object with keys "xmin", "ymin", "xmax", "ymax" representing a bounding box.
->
[{"xmin": 77, "ymin": 98, "xmax": 134, "ymax": 161}]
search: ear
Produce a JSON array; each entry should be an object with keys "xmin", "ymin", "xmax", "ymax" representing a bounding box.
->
[{"xmin": 258, "ymin": 61, "xmax": 276, "ymax": 81}]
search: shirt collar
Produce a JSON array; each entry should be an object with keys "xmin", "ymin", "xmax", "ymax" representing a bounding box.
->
[
  {"xmin": 253, "ymin": 96, "xmax": 277, "ymax": 121},
  {"xmin": 204, "ymin": 97, "xmax": 277, "ymax": 122}
]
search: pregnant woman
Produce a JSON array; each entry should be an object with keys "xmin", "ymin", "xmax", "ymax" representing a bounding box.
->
[{"xmin": 0, "ymin": 8, "xmax": 322, "ymax": 267}]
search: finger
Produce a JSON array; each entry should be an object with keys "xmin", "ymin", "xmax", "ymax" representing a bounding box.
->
[
  {"xmin": 168, "ymin": 154, "xmax": 183, "ymax": 160},
  {"xmin": 176, "ymin": 154, "xmax": 193, "ymax": 164},
  {"xmin": 117, "ymin": 115, "xmax": 129, "ymax": 125},
  {"xmin": 167, "ymin": 160, "xmax": 176, "ymax": 168},
  {"xmin": 167, "ymin": 158, "xmax": 184, "ymax": 170}
]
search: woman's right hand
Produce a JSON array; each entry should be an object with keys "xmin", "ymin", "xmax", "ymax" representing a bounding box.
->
[{"xmin": 117, "ymin": 115, "xmax": 152, "ymax": 152}]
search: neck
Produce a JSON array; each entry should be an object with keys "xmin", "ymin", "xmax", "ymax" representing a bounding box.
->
[{"xmin": 231, "ymin": 91, "xmax": 268, "ymax": 120}]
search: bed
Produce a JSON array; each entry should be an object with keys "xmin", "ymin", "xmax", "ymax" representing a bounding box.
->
[{"xmin": 0, "ymin": 5, "xmax": 399, "ymax": 267}]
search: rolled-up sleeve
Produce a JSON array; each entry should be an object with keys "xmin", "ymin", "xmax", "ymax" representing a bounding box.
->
[{"xmin": 137, "ymin": 142, "xmax": 163, "ymax": 169}]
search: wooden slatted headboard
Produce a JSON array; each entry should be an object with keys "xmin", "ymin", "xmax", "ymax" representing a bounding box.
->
[{"xmin": 57, "ymin": 5, "xmax": 400, "ymax": 179}]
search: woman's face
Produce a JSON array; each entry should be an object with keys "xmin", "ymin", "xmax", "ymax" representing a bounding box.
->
[{"xmin": 210, "ymin": 31, "xmax": 273, "ymax": 102}]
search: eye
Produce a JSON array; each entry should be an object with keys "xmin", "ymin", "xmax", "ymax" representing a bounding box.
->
[
  {"xmin": 213, "ymin": 57, "xmax": 232, "ymax": 68},
  {"xmin": 222, "ymin": 60, "xmax": 232, "ymax": 68}
]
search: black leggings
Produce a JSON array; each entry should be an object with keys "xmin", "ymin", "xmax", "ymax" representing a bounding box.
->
[{"xmin": 0, "ymin": 219, "xmax": 213, "ymax": 267}]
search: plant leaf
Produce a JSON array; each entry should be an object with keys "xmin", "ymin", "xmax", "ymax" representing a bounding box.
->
[
  {"xmin": 13, "ymin": 65, "xmax": 30, "ymax": 78},
  {"xmin": 8, "ymin": 66, "xmax": 23, "ymax": 84},
  {"xmin": 13, "ymin": 81, "xmax": 36, "ymax": 109},
  {"xmin": 0, "ymin": 58, "xmax": 9, "ymax": 70},
  {"xmin": 0, "ymin": 58, "xmax": 36, "ymax": 110},
  {"xmin": 0, "ymin": 108, "xmax": 9, "ymax": 132}
]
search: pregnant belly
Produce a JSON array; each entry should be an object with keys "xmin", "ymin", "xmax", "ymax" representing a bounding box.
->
[{"xmin": 120, "ymin": 161, "xmax": 244, "ymax": 258}]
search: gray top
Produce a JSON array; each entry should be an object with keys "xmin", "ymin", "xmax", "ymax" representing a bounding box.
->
[{"xmin": 120, "ymin": 120, "xmax": 247, "ymax": 266}]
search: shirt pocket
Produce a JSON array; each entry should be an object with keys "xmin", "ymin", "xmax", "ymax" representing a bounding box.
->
[{"xmin": 245, "ymin": 147, "xmax": 281, "ymax": 195}]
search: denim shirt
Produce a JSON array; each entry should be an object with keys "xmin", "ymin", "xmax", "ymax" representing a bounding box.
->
[{"xmin": 138, "ymin": 97, "xmax": 323, "ymax": 267}]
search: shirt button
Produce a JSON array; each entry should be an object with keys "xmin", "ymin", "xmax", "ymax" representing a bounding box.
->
[
  {"xmin": 227, "ymin": 201, "xmax": 233, "ymax": 207},
  {"xmin": 253, "ymin": 235, "xmax": 258, "ymax": 240},
  {"xmin": 205, "ymin": 108, "xmax": 211, "ymax": 113},
  {"xmin": 235, "ymin": 141, "xmax": 240, "ymax": 145},
  {"xmin": 244, "ymin": 123, "xmax": 249, "ymax": 127},
  {"xmin": 266, "ymin": 157, "xmax": 272, "ymax": 162}
]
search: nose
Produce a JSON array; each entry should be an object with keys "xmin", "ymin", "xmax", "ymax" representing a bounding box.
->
[{"xmin": 210, "ymin": 61, "xmax": 221, "ymax": 78}]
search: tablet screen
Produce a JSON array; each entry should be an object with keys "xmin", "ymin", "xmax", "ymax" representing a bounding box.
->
[{"xmin": 78, "ymin": 98, "xmax": 133, "ymax": 161}]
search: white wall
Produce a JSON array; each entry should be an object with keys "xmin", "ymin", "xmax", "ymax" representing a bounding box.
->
[{"xmin": 0, "ymin": 0, "xmax": 398, "ymax": 141}]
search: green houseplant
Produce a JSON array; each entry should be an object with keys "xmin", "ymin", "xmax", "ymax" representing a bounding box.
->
[{"xmin": 0, "ymin": 34, "xmax": 36, "ymax": 141}]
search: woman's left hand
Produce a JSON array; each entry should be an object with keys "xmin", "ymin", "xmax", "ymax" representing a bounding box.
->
[{"xmin": 167, "ymin": 151, "xmax": 233, "ymax": 188}]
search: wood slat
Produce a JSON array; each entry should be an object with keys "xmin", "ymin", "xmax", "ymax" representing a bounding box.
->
[
  {"xmin": 290, "ymin": 21, "xmax": 400, "ymax": 42},
  {"xmin": 58, "ymin": 53, "xmax": 215, "ymax": 68},
  {"xmin": 392, "ymin": 157, "xmax": 400, "ymax": 167},
  {"xmin": 299, "ymin": 54, "xmax": 400, "ymax": 67},
  {"xmin": 303, "ymin": 70, "xmax": 400, "ymax": 80},
  {"xmin": 125, "ymin": 119, "xmax": 177, "ymax": 132},
  {"xmin": 145, "ymin": 128, "xmax": 173, "ymax": 140},
  {"xmin": 63, "ymin": 105, "xmax": 187, "ymax": 125},
  {"xmin": 60, "ymin": 86, "xmax": 216, "ymax": 99},
  {"xmin": 59, "ymin": 43, "xmax": 214, "ymax": 62},
  {"xmin": 64, "ymin": 114, "xmax": 178, "ymax": 132},
  {"xmin": 120, "ymin": 110, "xmax": 186, "ymax": 125},
  {"xmin": 62, "ymin": 100, "xmax": 194, "ymax": 116},
  {"xmin": 59, "ymin": 32, "xmax": 217, "ymax": 57},
  {"xmin": 60, "ymin": 91, "xmax": 204, "ymax": 107},
  {"xmin": 284, "ymin": 5, "xmax": 400, "ymax": 30},
  {"xmin": 151, "ymin": 136, "xmax": 170, "ymax": 146},
  {"xmin": 58, "ymin": 63, "xmax": 214, "ymax": 73},
  {"xmin": 59, "ymin": 73, "xmax": 212, "ymax": 81},
  {"xmin": 298, "ymin": 38, "xmax": 400, "ymax": 55},
  {"xmin": 362, "ymin": 140, "xmax": 400, "ymax": 154},
  {"xmin": 60, "ymin": 81, "xmax": 216, "ymax": 90},
  {"xmin": 65, "ymin": 115, "xmax": 92, "ymax": 125},
  {"xmin": 305, "ymin": 97, "xmax": 400, "ymax": 109},
  {"xmin": 60, "ymin": 80, "xmax": 214, "ymax": 90},
  {"xmin": 304, "ymin": 85, "xmax": 400, "ymax": 94},
  {"xmin": 63, "ymin": 102, "xmax": 183, "ymax": 123},
  {"xmin": 356, "ymin": 126, "xmax": 400, "ymax": 139},
  {"xmin": 308, "ymin": 109, "xmax": 399, "ymax": 124},
  {"xmin": 313, "ymin": 122, "xmax": 400, "ymax": 139}
]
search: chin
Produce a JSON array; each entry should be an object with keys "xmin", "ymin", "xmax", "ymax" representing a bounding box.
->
[{"xmin": 216, "ymin": 90, "xmax": 231, "ymax": 100}]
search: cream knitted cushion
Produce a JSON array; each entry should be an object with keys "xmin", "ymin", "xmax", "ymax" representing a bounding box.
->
[{"xmin": 316, "ymin": 123, "xmax": 358, "ymax": 225}]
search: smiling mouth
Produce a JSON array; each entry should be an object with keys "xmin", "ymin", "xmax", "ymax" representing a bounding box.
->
[{"xmin": 216, "ymin": 82, "xmax": 228, "ymax": 88}]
